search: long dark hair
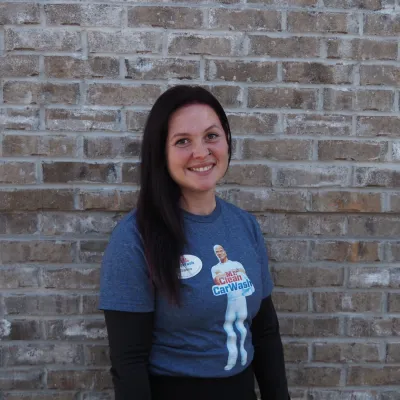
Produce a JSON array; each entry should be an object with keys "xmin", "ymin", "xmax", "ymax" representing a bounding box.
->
[{"xmin": 136, "ymin": 85, "xmax": 232, "ymax": 305}]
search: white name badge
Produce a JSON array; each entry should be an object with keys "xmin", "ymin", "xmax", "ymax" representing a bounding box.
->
[{"xmin": 179, "ymin": 254, "xmax": 202, "ymax": 279}]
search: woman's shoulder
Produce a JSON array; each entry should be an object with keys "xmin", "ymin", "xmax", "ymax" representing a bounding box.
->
[{"xmin": 109, "ymin": 209, "xmax": 141, "ymax": 243}]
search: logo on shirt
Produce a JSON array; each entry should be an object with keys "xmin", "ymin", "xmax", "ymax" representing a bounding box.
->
[{"xmin": 179, "ymin": 254, "xmax": 202, "ymax": 279}]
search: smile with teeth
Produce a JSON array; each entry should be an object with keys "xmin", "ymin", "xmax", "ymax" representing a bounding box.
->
[{"xmin": 189, "ymin": 165, "xmax": 213, "ymax": 172}]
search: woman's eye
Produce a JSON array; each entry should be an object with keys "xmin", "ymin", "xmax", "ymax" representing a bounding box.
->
[
  {"xmin": 207, "ymin": 133, "xmax": 219, "ymax": 140},
  {"xmin": 175, "ymin": 138, "xmax": 189, "ymax": 146}
]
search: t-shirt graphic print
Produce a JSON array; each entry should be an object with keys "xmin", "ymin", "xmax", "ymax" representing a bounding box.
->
[{"xmin": 211, "ymin": 244, "xmax": 255, "ymax": 371}]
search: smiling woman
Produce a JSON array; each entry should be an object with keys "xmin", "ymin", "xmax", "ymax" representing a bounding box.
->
[{"xmin": 99, "ymin": 85, "xmax": 290, "ymax": 400}]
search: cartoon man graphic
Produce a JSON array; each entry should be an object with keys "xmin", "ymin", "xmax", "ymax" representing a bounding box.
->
[{"xmin": 211, "ymin": 245, "xmax": 254, "ymax": 371}]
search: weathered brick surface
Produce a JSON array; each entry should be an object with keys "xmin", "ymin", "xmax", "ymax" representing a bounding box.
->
[{"xmin": 1, "ymin": 1, "xmax": 399, "ymax": 398}]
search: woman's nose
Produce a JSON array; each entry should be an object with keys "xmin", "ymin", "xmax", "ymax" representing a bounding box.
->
[{"xmin": 192, "ymin": 142, "xmax": 209, "ymax": 159}]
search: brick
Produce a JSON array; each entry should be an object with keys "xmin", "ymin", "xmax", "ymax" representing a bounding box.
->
[
  {"xmin": 78, "ymin": 190, "xmax": 135, "ymax": 211},
  {"xmin": 390, "ymin": 193, "xmax": 400, "ymax": 212},
  {"xmin": 287, "ymin": 12, "xmax": 358, "ymax": 33},
  {"xmin": 229, "ymin": 188, "xmax": 308, "ymax": 212},
  {"xmin": 348, "ymin": 216, "xmax": 400, "ymax": 237},
  {"xmin": 125, "ymin": 57, "xmax": 199, "ymax": 80},
  {"xmin": 381, "ymin": 392, "xmax": 400, "ymax": 400},
  {"xmin": 4, "ymin": 394, "xmax": 77, "ymax": 400},
  {"xmin": 3, "ymin": 82, "xmax": 79, "ymax": 105},
  {"xmin": 45, "ymin": 319, "xmax": 107, "ymax": 341},
  {"xmin": 267, "ymin": 240, "xmax": 308, "ymax": 262},
  {"xmin": 283, "ymin": 62, "xmax": 353, "ymax": 84},
  {"xmin": 248, "ymin": 88, "xmax": 317, "ymax": 110},
  {"xmin": 388, "ymin": 293, "xmax": 400, "ymax": 312},
  {"xmin": 45, "ymin": 56, "xmax": 119, "ymax": 79},
  {"xmin": 286, "ymin": 114, "xmax": 352, "ymax": 136},
  {"xmin": 387, "ymin": 343, "xmax": 400, "ymax": 362},
  {"xmin": 327, "ymin": 38, "xmax": 398, "ymax": 61},
  {"xmin": 3, "ymin": 343, "xmax": 83, "ymax": 366},
  {"xmin": 220, "ymin": 164, "xmax": 271, "ymax": 186},
  {"xmin": 45, "ymin": 4, "xmax": 123, "ymax": 27},
  {"xmin": 248, "ymin": 0, "xmax": 318, "ymax": 5},
  {"xmin": 42, "ymin": 268, "xmax": 101, "ymax": 289},
  {"xmin": 227, "ymin": 113, "xmax": 278, "ymax": 135},
  {"xmin": 313, "ymin": 342, "xmax": 381, "ymax": 362},
  {"xmin": 0, "ymin": 3, "xmax": 40, "ymax": 25},
  {"xmin": 126, "ymin": 111, "xmax": 148, "ymax": 132},
  {"xmin": 391, "ymin": 143, "xmax": 400, "ymax": 162},
  {"xmin": 39, "ymin": 213, "xmax": 119, "ymax": 236},
  {"xmin": 0, "ymin": 213, "xmax": 37, "ymax": 235},
  {"xmin": 318, "ymin": 140, "xmax": 388, "ymax": 162},
  {"xmin": 388, "ymin": 242, "xmax": 400, "ymax": 262},
  {"xmin": 242, "ymin": 139, "xmax": 311, "ymax": 161},
  {"xmin": 272, "ymin": 292, "xmax": 308, "ymax": 312},
  {"xmin": 313, "ymin": 292, "xmax": 383, "ymax": 312},
  {"xmin": 122, "ymin": 162, "xmax": 140, "ymax": 184},
  {"xmin": 128, "ymin": 6, "xmax": 203, "ymax": 29},
  {"xmin": 0, "ymin": 190, "xmax": 75, "ymax": 211},
  {"xmin": 280, "ymin": 317, "xmax": 340, "ymax": 337},
  {"xmin": 168, "ymin": 33, "xmax": 240, "ymax": 56},
  {"xmin": 0, "ymin": 108, "xmax": 39, "ymax": 131},
  {"xmin": 5, "ymin": 28, "xmax": 81, "ymax": 51},
  {"xmin": 88, "ymin": 30, "xmax": 161, "ymax": 53},
  {"xmin": 348, "ymin": 267, "xmax": 391, "ymax": 288},
  {"xmin": 275, "ymin": 166, "xmax": 349, "ymax": 188},
  {"xmin": 308, "ymin": 390, "xmax": 380, "ymax": 400},
  {"xmin": 209, "ymin": 8, "xmax": 280, "ymax": 31},
  {"xmin": 311, "ymin": 191, "xmax": 382, "ymax": 212},
  {"xmin": 364, "ymin": 14, "xmax": 400, "ymax": 36},
  {"xmin": 323, "ymin": 0, "xmax": 388, "ymax": 8},
  {"xmin": 0, "ymin": 162, "xmax": 36, "ymax": 184},
  {"xmin": 47, "ymin": 370, "xmax": 112, "ymax": 390},
  {"xmin": 79, "ymin": 241, "xmax": 107, "ymax": 263},
  {"xmin": 205, "ymin": 85, "xmax": 243, "ymax": 107},
  {"xmin": 86, "ymin": 84, "xmax": 161, "ymax": 106},
  {"xmin": 82, "ymin": 294, "xmax": 101, "ymax": 314},
  {"xmin": 355, "ymin": 167, "xmax": 400, "ymax": 188},
  {"xmin": 283, "ymin": 342, "xmax": 308, "ymax": 363},
  {"xmin": 248, "ymin": 35, "xmax": 319, "ymax": 57},
  {"xmin": 347, "ymin": 317, "xmax": 400, "ymax": 337},
  {"xmin": 0, "ymin": 241, "xmax": 75, "ymax": 264},
  {"xmin": 84, "ymin": 345, "xmax": 110, "ymax": 366},
  {"xmin": 360, "ymin": 65, "xmax": 400, "ymax": 86},
  {"xmin": 0, "ymin": 55, "xmax": 39, "ymax": 77},
  {"xmin": 357, "ymin": 116, "xmax": 400, "ymax": 138},
  {"xmin": 257, "ymin": 214, "xmax": 346, "ymax": 237},
  {"xmin": 81, "ymin": 394, "xmax": 113, "ymax": 400},
  {"xmin": 348, "ymin": 367, "xmax": 400, "ymax": 385},
  {"xmin": 3, "ymin": 135, "xmax": 76, "ymax": 157},
  {"xmin": 7, "ymin": 319, "xmax": 42, "ymax": 340},
  {"xmin": 84, "ymin": 137, "xmax": 141, "ymax": 158},
  {"xmin": 0, "ymin": 267, "xmax": 39, "ymax": 289},
  {"xmin": 43, "ymin": 162, "xmax": 118, "ymax": 184},
  {"xmin": 287, "ymin": 367, "xmax": 341, "ymax": 387},
  {"xmin": 323, "ymin": 88, "xmax": 394, "ymax": 112},
  {"xmin": 206, "ymin": 60, "xmax": 277, "ymax": 83},
  {"xmin": 0, "ymin": 319, "xmax": 12, "ymax": 340},
  {"xmin": 46, "ymin": 109, "xmax": 120, "ymax": 132},
  {"xmin": 79, "ymin": 190, "xmax": 139, "ymax": 212},
  {"xmin": 311, "ymin": 241, "xmax": 381, "ymax": 262},
  {"xmin": 0, "ymin": 369, "xmax": 44, "ymax": 390}
]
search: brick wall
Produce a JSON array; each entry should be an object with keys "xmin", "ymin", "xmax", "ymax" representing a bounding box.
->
[{"xmin": 0, "ymin": 0, "xmax": 400, "ymax": 399}]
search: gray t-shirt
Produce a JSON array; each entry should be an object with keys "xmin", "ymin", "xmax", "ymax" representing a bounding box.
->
[{"xmin": 99, "ymin": 197, "xmax": 273, "ymax": 378}]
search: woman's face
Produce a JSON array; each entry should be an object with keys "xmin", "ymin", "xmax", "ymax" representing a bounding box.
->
[{"xmin": 166, "ymin": 103, "xmax": 229, "ymax": 196}]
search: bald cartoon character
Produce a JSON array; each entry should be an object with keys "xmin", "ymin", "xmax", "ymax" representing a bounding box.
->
[{"xmin": 211, "ymin": 245, "xmax": 255, "ymax": 371}]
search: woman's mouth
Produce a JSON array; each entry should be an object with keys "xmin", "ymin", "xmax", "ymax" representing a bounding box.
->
[{"xmin": 189, "ymin": 165, "xmax": 213, "ymax": 172}]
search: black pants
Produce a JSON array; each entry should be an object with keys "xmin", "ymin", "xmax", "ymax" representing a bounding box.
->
[{"xmin": 150, "ymin": 366, "xmax": 258, "ymax": 400}]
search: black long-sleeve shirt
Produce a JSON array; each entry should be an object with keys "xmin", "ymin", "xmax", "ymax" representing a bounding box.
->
[{"xmin": 104, "ymin": 295, "xmax": 290, "ymax": 400}]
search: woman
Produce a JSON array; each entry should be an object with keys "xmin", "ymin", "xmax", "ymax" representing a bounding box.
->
[{"xmin": 99, "ymin": 85, "xmax": 290, "ymax": 400}]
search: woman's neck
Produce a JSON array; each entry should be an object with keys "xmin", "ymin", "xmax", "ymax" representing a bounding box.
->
[{"xmin": 180, "ymin": 190, "xmax": 216, "ymax": 216}]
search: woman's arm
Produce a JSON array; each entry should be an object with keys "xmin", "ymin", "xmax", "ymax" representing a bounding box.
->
[
  {"xmin": 251, "ymin": 295, "xmax": 290, "ymax": 400},
  {"xmin": 104, "ymin": 310, "xmax": 154, "ymax": 400}
]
